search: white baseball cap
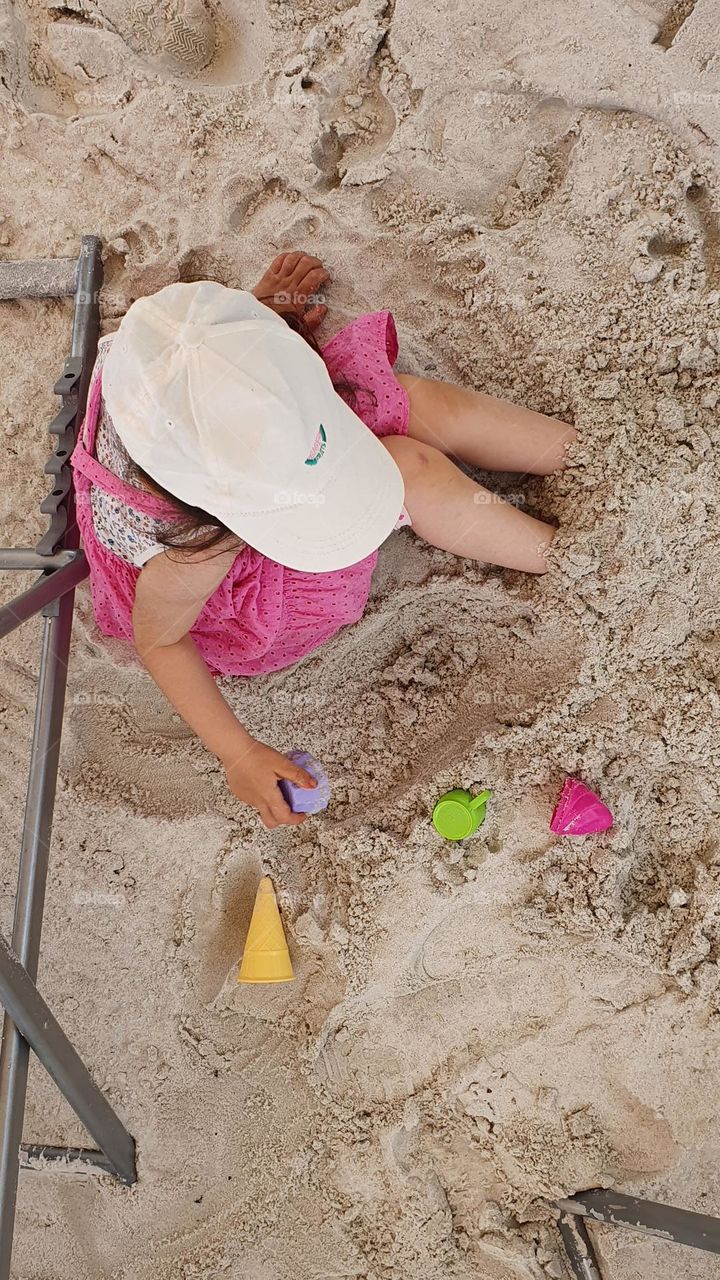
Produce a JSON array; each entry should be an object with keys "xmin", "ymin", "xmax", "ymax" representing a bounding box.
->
[{"xmin": 100, "ymin": 280, "xmax": 405, "ymax": 573}]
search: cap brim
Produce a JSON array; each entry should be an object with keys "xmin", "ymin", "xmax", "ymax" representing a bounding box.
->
[{"xmin": 221, "ymin": 402, "xmax": 406, "ymax": 573}]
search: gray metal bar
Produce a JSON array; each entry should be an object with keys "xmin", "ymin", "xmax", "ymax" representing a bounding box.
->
[
  {"xmin": 19, "ymin": 1145, "xmax": 117, "ymax": 1177},
  {"xmin": 0, "ymin": 935, "xmax": 135, "ymax": 1185},
  {"xmin": 557, "ymin": 1189, "xmax": 720, "ymax": 1255},
  {"xmin": 0, "ymin": 235, "xmax": 104, "ymax": 1280},
  {"xmin": 558, "ymin": 1211, "xmax": 603, "ymax": 1280},
  {"xmin": 70, "ymin": 237, "xmax": 102, "ymax": 366},
  {"xmin": 0, "ymin": 604, "xmax": 77, "ymax": 1278},
  {"xmin": 0, "ymin": 554, "xmax": 88, "ymax": 640},
  {"xmin": 0, "ymin": 257, "xmax": 77, "ymax": 301},
  {"xmin": 0, "ymin": 549, "xmax": 80, "ymax": 571},
  {"xmin": 37, "ymin": 236, "xmax": 102, "ymax": 560}
]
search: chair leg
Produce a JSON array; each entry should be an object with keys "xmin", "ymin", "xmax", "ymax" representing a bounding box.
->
[
  {"xmin": 0, "ymin": 931, "xmax": 136, "ymax": 1186},
  {"xmin": 558, "ymin": 1211, "xmax": 604, "ymax": 1280}
]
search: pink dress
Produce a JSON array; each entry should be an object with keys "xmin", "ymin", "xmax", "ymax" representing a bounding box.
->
[{"xmin": 71, "ymin": 310, "xmax": 411, "ymax": 677}]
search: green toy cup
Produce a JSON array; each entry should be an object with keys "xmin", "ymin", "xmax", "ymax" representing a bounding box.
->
[{"xmin": 432, "ymin": 789, "xmax": 492, "ymax": 841}]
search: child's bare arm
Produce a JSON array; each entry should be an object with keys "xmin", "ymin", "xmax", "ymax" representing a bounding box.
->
[{"xmin": 132, "ymin": 548, "xmax": 316, "ymax": 827}]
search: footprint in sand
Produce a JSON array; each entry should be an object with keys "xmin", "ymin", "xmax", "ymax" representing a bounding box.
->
[
  {"xmin": 224, "ymin": 177, "xmax": 323, "ymax": 251},
  {"xmin": 93, "ymin": 0, "xmax": 268, "ymax": 85},
  {"xmin": 103, "ymin": 219, "xmax": 180, "ymax": 310},
  {"xmin": 94, "ymin": 0, "xmax": 216, "ymax": 77}
]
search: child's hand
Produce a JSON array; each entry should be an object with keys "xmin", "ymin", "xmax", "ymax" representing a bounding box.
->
[
  {"xmin": 251, "ymin": 251, "xmax": 330, "ymax": 330},
  {"xmin": 223, "ymin": 737, "xmax": 318, "ymax": 828}
]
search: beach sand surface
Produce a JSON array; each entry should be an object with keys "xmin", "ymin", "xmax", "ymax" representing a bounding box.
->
[{"xmin": 2, "ymin": 0, "xmax": 720, "ymax": 1275}]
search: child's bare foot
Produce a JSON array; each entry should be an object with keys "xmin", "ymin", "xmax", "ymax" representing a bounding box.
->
[{"xmin": 252, "ymin": 251, "xmax": 330, "ymax": 329}]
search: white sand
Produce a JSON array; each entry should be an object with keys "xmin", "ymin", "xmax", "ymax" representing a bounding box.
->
[{"xmin": 2, "ymin": 1, "xmax": 720, "ymax": 1276}]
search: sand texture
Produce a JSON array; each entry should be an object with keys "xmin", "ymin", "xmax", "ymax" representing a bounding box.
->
[{"xmin": 2, "ymin": 0, "xmax": 720, "ymax": 1276}]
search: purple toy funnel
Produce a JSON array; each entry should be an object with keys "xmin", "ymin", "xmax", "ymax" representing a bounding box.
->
[
  {"xmin": 278, "ymin": 750, "xmax": 331, "ymax": 815},
  {"xmin": 550, "ymin": 778, "xmax": 613, "ymax": 836}
]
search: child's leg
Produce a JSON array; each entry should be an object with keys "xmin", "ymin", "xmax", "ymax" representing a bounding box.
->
[
  {"xmin": 395, "ymin": 374, "xmax": 576, "ymax": 475},
  {"xmin": 382, "ymin": 436, "xmax": 555, "ymax": 573}
]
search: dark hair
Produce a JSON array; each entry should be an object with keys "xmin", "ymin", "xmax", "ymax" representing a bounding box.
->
[{"xmin": 128, "ymin": 306, "xmax": 371, "ymax": 559}]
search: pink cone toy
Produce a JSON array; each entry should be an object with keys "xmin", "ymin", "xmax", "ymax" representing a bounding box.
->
[{"xmin": 550, "ymin": 778, "xmax": 613, "ymax": 836}]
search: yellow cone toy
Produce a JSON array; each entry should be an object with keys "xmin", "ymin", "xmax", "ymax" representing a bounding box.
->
[{"xmin": 238, "ymin": 877, "xmax": 294, "ymax": 984}]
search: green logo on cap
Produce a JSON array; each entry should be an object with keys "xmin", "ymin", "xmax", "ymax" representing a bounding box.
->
[{"xmin": 304, "ymin": 424, "xmax": 326, "ymax": 466}]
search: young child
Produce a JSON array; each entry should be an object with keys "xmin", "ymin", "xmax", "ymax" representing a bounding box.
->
[{"xmin": 71, "ymin": 251, "xmax": 576, "ymax": 829}]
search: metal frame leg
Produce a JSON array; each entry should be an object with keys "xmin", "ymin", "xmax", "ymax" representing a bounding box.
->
[
  {"xmin": 0, "ymin": 550, "xmax": 79, "ymax": 572},
  {"xmin": 19, "ymin": 1145, "xmax": 120, "ymax": 1177},
  {"xmin": 558, "ymin": 1211, "xmax": 604, "ymax": 1280},
  {"xmin": 0, "ymin": 602, "xmax": 82, "ymax": 1274},
  {"xmin": 0, "ymin": 934, "xmax": 135, "ymax": 1184},
  {"xmin": 0, "ymin": 235, "xmax": 135, "ymax": 1280},
  {"xmin": 557, "ymin": 1189, "xmax": 720, "ymax": 1255},
  {"xmin": 0, "ymin": 554, "xmax": 88, "ymax": 640}
]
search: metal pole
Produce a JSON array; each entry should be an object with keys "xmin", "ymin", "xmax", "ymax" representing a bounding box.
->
[
  {"xmin": 0, "ymin": 604, "xmax": 76, "ymax": 1275},
  {"xmin": 0, "ymin": 549, "xmax": 80, "ymax": 571},
  {"xmin": 70, "ymin": 237, "xmax": 102, "ymax": 369},
  {"xmin": 0, "ymin": 555, "xmax": 88, "ymax": 640},
  {"xmin": 558, "ymin": 1211, "xmax": 604, "ymax": 1280},
  {"xmin": 0, "ymin": 234, "xmax": 104, "ymax": 1278},
  {"xmin": 0, "ymin": 935, "xmax": 135, "ymax": 1185},
  {"xmin": 19, "ymin": 1145, "xmax": 118, "ymax": 1177},
  {"xmin": 0, "ymin": 257, "xmax": 77, "ymax": 301},
  {"xmin": 557, "ymin": 1190, "xmax": 720, "ymax": 1255}
]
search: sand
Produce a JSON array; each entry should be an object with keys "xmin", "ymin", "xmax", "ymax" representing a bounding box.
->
[{"xmin": 2, "ymin": 0, "xmax": 720, "ymax": 1276}]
